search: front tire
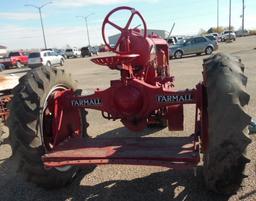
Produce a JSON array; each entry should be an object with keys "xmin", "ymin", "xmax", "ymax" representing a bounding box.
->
[
  {"xmin": 46, "ymin": 61, "xmax": 51, "ymax": 67},
  {"xmin": 202, "ymin": 53, "xmax": 251, "ymax": 194},
  {"xmin": 7, "ymin": 67, "xmax": 89, "ymax": 188},
  {"xmin": 60, "ymin": 59, "xmax": 64, "ymax": 66},
  {"xmin": 205, "ymin": 46, "xmax": 213, "ymax": 55},
  {"xmin": 174, "ymin": 50, "xmax": 183, "ymax": 59}
]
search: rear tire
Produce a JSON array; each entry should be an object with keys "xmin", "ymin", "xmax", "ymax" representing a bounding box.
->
[
  {"xmin": 46, "ymin": 61, "xmax": 51, "ymax": 67},
  {"xmin": 202, "ymin": 53, "xmax": 251, "ymax": 194},
  {"xmin": 174, "ymin": 50, "xmax": 183, "ymax": 59},
  {"xmin": 60, "ymin": 59, "xmax": 64, "ymax": 66},
  {"xmin": 205, "ymin": 46, "xmax": 213, "ymax": 55},
  {"xmin": 7, "ymin": 66, "xmax": 90, "ymax": 188}
]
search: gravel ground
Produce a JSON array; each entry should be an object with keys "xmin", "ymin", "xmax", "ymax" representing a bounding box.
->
[{"xmin": 0, "ymin": 36, "xmax": 255, "ymax": 201}]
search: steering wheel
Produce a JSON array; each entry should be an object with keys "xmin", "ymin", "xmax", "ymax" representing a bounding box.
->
[{"xmin": 102, "ymin": 6, "xmax": 147, "ymax": 54}]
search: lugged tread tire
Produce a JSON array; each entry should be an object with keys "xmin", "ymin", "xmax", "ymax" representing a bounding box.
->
[
  {"xmin": 202, "ymin": 53, "xmax": 252, "ymax": 194},
  {"xmin": 7, "ymin": 66, "xmax": 89, "ymax": 188}
]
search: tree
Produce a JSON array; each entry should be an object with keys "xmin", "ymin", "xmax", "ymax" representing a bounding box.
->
[
  {"xmin": 224, "ymin": 26, "xmax": 234, "ymax": 31},
  {"xmin": 207, "ymin": 27, "xmax": 224, "ymax": 33},
  {"xmin": 198, "ymin": 28, "xmax": 207, "ymax": 35}
]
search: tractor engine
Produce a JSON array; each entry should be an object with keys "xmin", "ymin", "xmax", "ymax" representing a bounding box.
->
[
  {"xmin": 119, "ymin": 29, "xmax": 170, "ymax": 83},
  {"xmin": 90, "ymin": 6, "xmax": 176, "ymax": 131}
]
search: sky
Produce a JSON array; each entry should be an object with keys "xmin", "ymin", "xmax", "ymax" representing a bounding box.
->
[{"xmin": 0, "ymin": 0, "xmax": 255, "ymax": 49}]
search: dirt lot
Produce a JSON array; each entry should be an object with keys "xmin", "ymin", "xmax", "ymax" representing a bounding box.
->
[{"xmin": 0, "ymin": 36, "xmax": 256, "ymax": 201}]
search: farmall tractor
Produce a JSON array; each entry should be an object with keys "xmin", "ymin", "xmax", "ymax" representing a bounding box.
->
[{"xmin": 8, "ymin": 7, "xmax": 251, "ymax": 194}]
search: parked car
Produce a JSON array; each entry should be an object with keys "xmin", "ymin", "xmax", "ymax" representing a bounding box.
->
[
  {"xmin": 55, "ymin": 49, "xmax": 67, "ymax": 59},
  {"xmin": 210, "ymin": 32, "xmax": 221, "ymax": 42},
  {"xmin": 169, "ymin": 36, "xmax": 218, "ymax": 59},
  {"xmin": 81, "ymin": 46, "xmax": 98, "ymax": 57},
  {"xmin": 65, "ymin": 48, "xmax": 81, "ymax": 59},
  {"xmin": 43, "ymin": 48, "xmax": 67, "ymax": 59},
  {"xmin": 28, "ymin": 50, "xmax": 65, "ymax": 69},
  {"xmin": 235, "ymin": 30, "xmax": 249, "ymax": 37},
  {"xmin": 167, "ymin": 36, "xmax": 178, "ymax": 45},
  {"xmin": 99, "ymin": 45, "xmax": 109, "ymax": 52},
  {"xmin": 221, "ymin": 31, "xmax": 236, "ymax": 41},
  {"xmin": 0, "ymin": 51, "xmax": 28, "ymax": 69},
  {"xmin": 205, "ymin": 35, "xmax": 217, "ymax": 42}
]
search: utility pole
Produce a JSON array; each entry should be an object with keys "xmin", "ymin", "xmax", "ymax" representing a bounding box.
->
[
  {"xmin": 228, "ymin": 0, "xmax": 232, "ymax": 40},
  {"xmin": 217, "ymin": 0, "xmax": 219, "ymax": 32},
  {"xmin": 242, "ymin": 0, "xmax": 245, "ymax": 33},
  {"xmin": 167, "ymin": 22, "xmax": 175, "ymax": 40},
  {"xmin": 25, "ymin": 2, "xmax": 52, "ymax": 49},
  {"xmin": 77, "ymin": 13, "xmax": 94, "ymax": 46}
]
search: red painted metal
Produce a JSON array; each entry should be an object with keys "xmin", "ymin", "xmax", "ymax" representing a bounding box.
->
[
  {"xmin": 197, "ymin": 83, "xmax": 208, "ymax": 152},
  {"xmin": 40, "ymin": 6, "xmax": 208, "ymax": 169},
  {"xmin": 91, "ymin": 54, "xmax": 139, "ymax": 70},
  {"xmin": 42, "ymin": 88, "xmax": 83, "ymax": 150},
  {"xmin": 57, "ymin": 81, "xmax": 197, "ymax": 132},
  {"xmin": 166, "ymin": 104, "xmax": 184, "ymax": 131},
  {"xmin": 42, "ymin": 136, "xmax": 200, "ymax": 168},
  {"xmin": 102, "ymin": 6, "xmax": 147, "ymax": 54}
]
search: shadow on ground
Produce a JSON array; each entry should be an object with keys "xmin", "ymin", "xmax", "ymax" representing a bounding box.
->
[
  {"xmin": 97, "ymin": 126, "xmax": 165, "ymax": 138},
  {"xmin": 0, "ymin": 126, "xmax": 247, "ymax": 201}
]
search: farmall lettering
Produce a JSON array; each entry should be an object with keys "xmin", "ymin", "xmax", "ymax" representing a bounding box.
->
[
  {"xmin": 71, "ymin": 99, "xmax": 102, "ymax": 107},
  {"xmin": 157, "ymin": 94, "xmax": 193, "ymax": 103}
]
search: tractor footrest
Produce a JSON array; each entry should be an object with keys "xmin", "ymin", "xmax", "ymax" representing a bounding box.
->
[{"xmin": 42, "ymin": 136, "xmax": 200, "ymax": 168}]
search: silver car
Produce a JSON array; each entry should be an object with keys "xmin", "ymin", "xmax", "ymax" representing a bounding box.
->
[{"xmin": 169, "ymin": 36, "xmax": 218, "ymax": 59}]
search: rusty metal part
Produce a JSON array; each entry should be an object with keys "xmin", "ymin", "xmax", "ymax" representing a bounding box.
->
[{"xmin": 0, "ymin": 94, "xmax": 12, "ymax": 124}]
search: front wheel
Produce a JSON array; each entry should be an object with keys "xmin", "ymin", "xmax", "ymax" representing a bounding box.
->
[
  {"xmin": 60, "ymin": 59, "xmax": 64, "ymax": 66},
  {"xmin": 7, "ymin": 67, "xmax": 91, "ymax": 188},
  {"xmin": 205, "ymin": 46, "xmax": 213, "ymax": 55},
  {"xmin": 46, "ymin": 61, "xmax": 51, "ymax": 67},
  {"xmin": 202, "ymin": 53, "xmax": 251, "ymax": 194},
  {"xmin": 174, "ymin": 50, "xmax": 183, "ymax": 59}
]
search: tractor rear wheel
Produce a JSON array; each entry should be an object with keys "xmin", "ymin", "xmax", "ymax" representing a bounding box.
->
[
  {"xmin": 7, "ymin": 66, "xmax": 90, "ymax": 188},
  {"xmin": 202, "ymin": 53, "xmax": 251, "ymax": 194}
]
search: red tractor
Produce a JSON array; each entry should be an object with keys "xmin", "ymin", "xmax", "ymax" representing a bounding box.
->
[{"xmin": 8, "ymin": 7, "xmax": 251, "ymax": 194}]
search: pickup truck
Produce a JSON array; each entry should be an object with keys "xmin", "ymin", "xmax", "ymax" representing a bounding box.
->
[{"xmin": 0, "ymin": 51, "xmax": 28, "ymax": 69}]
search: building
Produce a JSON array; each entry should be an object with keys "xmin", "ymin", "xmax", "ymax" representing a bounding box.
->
[
  {"xmin": 108, "ymin": 29, "xmax": 169, "ymax": 46},
  {"xmin": 0, "ymin": 45, "xmax": 7, "ymax": 58}
]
